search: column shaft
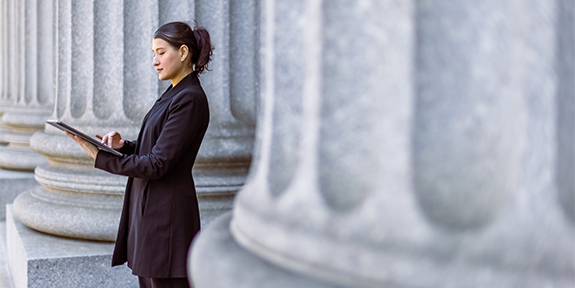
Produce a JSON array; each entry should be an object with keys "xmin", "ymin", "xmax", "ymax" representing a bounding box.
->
[
  {"xmin": 0, "ymin": 0, "xmax": 16, "ymax": 144},
  {"xmin": 191, "ymin": 1, "xmax": 574, "ymax": 287},
  {"xmin": 14, "ymin": 0, "xmax": 155, "ymax": 241},
  {"xmin": 192, "ymin": 0, "xmax": 258, "ymax": 225},
  {"xmin": 0, "ymin": 0, "xmax": 54, "ymax": 171}
]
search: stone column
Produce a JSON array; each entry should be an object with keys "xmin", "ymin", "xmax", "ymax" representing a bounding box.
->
[
  {"xmin": 0, "ymin": 0, "xmax": 54, "ymax": 171},
  {"xmin": 192, "ymin": 0, "xmax": 258, "ymax": 225},
  {"xmin": 12, "ymin": 0, "xmax": 257, "ymax": 241},
  {"xmin": 0, "ymin": 1, "xmax": 42, "ymax": 226},
  {"xmin": 190, "ymin": 1, "xmax": 574, "ymax": 287},
  {"xmin": 0, "ymin": 0, "xmax": 17, "ymax": 145},
  {"xmin": 557, "ymin": 0, "xmax": 575, "ymax": 225},
  {"xmin": 0, "ymin": 1, "xmax": 12, "ymax": 145},
  {"xmin": 12, "ymin": 0, "xmax": 158, "ymax": 241}
]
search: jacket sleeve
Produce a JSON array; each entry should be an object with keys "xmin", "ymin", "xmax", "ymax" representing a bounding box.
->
[
  {"xmin": 94, "ymin": 92, "xmax": 208, "ymax": 179},
  {"xmin": 119, "ymin": 140, "xmax": 136, "ymax": 155}
]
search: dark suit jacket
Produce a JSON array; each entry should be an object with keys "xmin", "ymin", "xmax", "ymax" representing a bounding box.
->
[{"xmin": 95, "ymin": 72, "xmax": 209, "ymax": 278}]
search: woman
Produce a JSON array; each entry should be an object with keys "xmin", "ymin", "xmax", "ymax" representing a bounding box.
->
[{"xmin": 68, "ymin": 21, "xmax": 213, "ymax": 288}]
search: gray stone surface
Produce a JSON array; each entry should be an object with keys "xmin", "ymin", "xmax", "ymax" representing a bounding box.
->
[
  {"xmin": 0, "ymin": 0, "xmax": 14, "ymax": 146},
  {"xmin": 12, "ymin": 0, "xmax": 257, "ymax": 241},
  {"xmin": 17, "ymin": 131, "xmax": 126, "ymax": 241},
  {"xmin": 0, "ymin": 143, "xmax": 47, "ymax": 172},
  {"xmin": 191, "ymin": 1, "xmax": 574, "ymax": 287},
  {"xmin": 414, "ymin": 0, "xmax": 532, "ymax": 229},
  {"xmin": 12, "ymin": 0, "xmax": 151, "ymax": 241},
  {"xmin": 0, "ymin": 14, "xmax": 10, "ymax": 145},
  {"xmin": 0, "ymin": 1, "xmax": 7, "ymax": 142},
  {"xmin": 197, "ymin": 191, "xmax": 235, "ymax": 228},
  {"xmin": 4, "ymin": 1, "xmax": 20, "ymax": 129},
  {"xmin": 0, "ymin": 0, "xmax": 53, "ymax": 171},
  {"xmin": 6, "ymin": 205, "xmax": 136, "ymax": 288},
  {"xmin": 0, "ymin": 169, "xmax": 37, "ymax": 221},
  {"xmin": 191, "ymin": 0, "xmax": 258, "ymax": 218},
  {"xmin": 0, "ymin": 221, "xmax": 15, "ymax": 288},
  {"xmin": 13, "ymin": 187, "xmax": 122, "ymax": 241},
  {"xmin": 557, "ymin": 0, "xmax": 575, "ymax": 223},
  {"xmin": 190, "ymin": 212, "xmax": 349, "ymax": 288}
]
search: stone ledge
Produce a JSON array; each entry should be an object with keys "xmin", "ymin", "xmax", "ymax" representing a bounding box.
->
[
  {"xmin": 0, "ymin": 221, "xmax": 14, "ymax": 288},
  {"xmin": 6, "ymin": 205, "xmax": 137, "ymax": 288}
]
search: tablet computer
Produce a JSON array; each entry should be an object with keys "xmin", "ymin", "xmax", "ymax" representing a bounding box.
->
[{"xmin": 46, "ymin": 120, "xmax": 123, "ymax": 157}]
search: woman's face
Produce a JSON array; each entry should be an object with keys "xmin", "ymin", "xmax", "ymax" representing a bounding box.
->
[{"xmin": 152, "ymin": 38, "xmax": 188, "ymax": 84}]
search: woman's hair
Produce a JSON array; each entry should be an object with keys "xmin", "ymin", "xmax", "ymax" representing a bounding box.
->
[{"xmin": 154, "ymin": 21, "xmax": 214, "ymax": 74}]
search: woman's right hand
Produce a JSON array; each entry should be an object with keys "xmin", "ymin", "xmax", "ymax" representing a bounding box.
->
[{"xmin": 96, "ymin": 131, "xmax": 125, "ymax": 150}]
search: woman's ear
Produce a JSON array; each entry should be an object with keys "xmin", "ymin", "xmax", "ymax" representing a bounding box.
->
[{"xmin": 179, "ymin": 45, "xmax": 189, "ymax": 62}]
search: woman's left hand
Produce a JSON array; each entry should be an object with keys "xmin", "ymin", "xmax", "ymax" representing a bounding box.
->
[{"xmin": 65, "ymin": 131, "xmax": 99, "ymax": 159}]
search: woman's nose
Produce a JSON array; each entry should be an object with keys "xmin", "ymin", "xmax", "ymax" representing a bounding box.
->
[{"xmin": 152, "ymin": 56, "xmax": 159, "ymax": 66}]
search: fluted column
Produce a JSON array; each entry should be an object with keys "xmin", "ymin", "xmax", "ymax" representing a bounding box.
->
[
  {"xmin": 12, "ymin": 0, "xmax": 257, "ymax": 241},
  {"xmin": 191, "ymin": 1, "xmax": 574, "ymax": 287},
  {"xmin": 0, "ymin": 0, "xmax": 21, "ymax": 144},
  {"xmin": 13, "ymin": 0, "xmax": 159, "ymax": 241},
  {"xmin": 0, "ymin": 0, "xmax": 54, "ymax": 171},
  {"xmin": 0, "ymin": 0, "xmax": 10, "ymax": 145},
  {"xmin": 191, "ymin": 0, "xmax": 258, "ymax": 224}
]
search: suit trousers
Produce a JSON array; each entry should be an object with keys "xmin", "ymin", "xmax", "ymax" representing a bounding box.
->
[{"xmin": 138, "ymin": 276, "xmax": 190, "ymax": 288}]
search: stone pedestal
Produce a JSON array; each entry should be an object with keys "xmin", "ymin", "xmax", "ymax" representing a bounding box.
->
[
  {"xmin": 6, "ymin": 205, "xmax": 137, "ymax": 288},
  {"xmin": 190, "ymin": 1, "xmax": 574, "ymax": 287}
]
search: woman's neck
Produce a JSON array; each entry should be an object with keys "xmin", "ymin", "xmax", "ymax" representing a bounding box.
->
[{"xmin": 171, "ymin": 68, "xmax": 194, "ymax": 87}]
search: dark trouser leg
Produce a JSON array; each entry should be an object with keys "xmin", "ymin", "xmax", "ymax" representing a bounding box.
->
[
  {"xmin": 150, "ymin": 277, "xmax": 190, "ymax": 288},
  {"xmin": 138, "ymin": 276, "xmax": 153, "ymax": 288}
]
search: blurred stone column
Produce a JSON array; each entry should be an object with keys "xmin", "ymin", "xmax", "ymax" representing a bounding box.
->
[
  {"xmin": 557, "ymin": 0, "xmax": 575, "ymax": 225},
  {"xmin": 12, "ymin": 0, "xmax": 158, "ymax": 241},
  {"xmin": 192, "ymin": 0, "xmax": 258, "ymax": 225},
  {"xmin": 190, "ymin": 1, "xmax": 574, "ymax": 288},
  {"xmin": 0, "ymin": 0, "xmax": 53, "ymax": 171}
]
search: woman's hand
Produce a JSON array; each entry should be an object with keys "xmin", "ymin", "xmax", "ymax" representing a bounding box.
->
[
  {"xmin": 96, "ymin": 131, "xmax": 125, "ymax": 150},
  {"xmin": 65, "ymin": 131, "xmax": 99, "ymax": 159}
]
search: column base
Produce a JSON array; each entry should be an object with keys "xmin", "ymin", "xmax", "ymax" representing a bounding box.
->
[
  {"xmin": 0, "ymin": 145, "xmax": 47, "ymax": 171},
  {"xmin": 197, "ymin": 193, "xmax": 234, "ymax": 228},
  {"xmin": 193, "ymin": 161, "xmax": 249, "ymax": 227},
  {"xmin": 189, "ymin": 212, "xmax": 343, "ymax": 288},
  {"xmin": 6, "ymin": 205, "xmax": 137, "ymax": 288},
  {"xmin": 0, "ymin": 124, "xmax": 10, "ymax": 145},
  {"xmin": 13, "ymin": 187, "xmax": 122, "ymax": 241}
]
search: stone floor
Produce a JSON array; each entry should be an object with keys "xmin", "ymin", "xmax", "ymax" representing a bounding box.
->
[{"xmin": 0, "ymin": 221, "xmax": 14, "ymax": 288}]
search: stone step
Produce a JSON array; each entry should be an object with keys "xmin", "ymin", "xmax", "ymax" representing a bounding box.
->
[
  {"xmin": 6, "ymin": 205, "xmax": 137, "ymax": 288},
  {"xmin": 0, "ymin": 221, "xmax": 15, "ymax": 288}
]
